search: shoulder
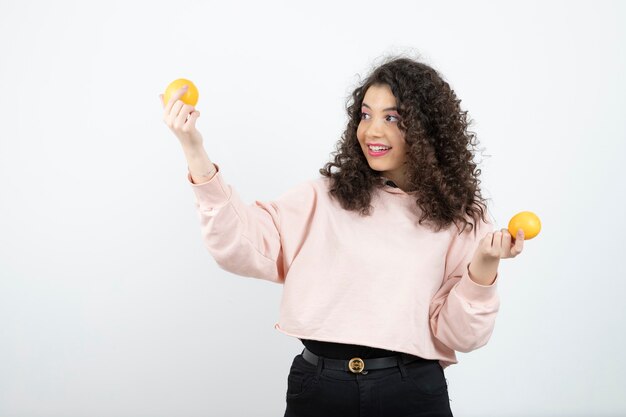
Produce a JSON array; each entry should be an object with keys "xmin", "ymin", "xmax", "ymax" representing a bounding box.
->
[
  {"xmin": 311, "ymin": 175, "xmax": 331, "ymax": 190},
  {"xmin": 289, "ymin": 176, "xmax": 332, "ymax": 196},
  {"xmin": 272, "ymin": 176, "xmax": 327, "ymax": 206}
]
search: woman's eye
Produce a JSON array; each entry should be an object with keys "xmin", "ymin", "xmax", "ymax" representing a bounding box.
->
[{"xmin": 360, "ymin": 112, "xmax": 399, "ymax": 122}]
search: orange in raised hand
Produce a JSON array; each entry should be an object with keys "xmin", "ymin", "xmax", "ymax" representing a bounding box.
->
[
  {"xmin": 508, "ymin": 211, "xmax": 541, "ymax": 240},
  {"xmin": 163, "ymin": 78, "xmax": 199, "ymax": 107}
]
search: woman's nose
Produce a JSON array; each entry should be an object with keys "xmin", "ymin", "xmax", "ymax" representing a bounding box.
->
[{"xmin": 364, "ymin": 118, "xmax": 384, "ymax": 138}]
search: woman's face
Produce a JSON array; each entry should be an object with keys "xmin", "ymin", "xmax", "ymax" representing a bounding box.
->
[{"xmin": 356, "ymin": 83, "xmax": 408, "ymax": 187}]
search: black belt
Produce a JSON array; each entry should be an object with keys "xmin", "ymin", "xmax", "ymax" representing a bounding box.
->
[{"xmin": 301, "ymin": 347, "xmax": 427, "ymax": 375}]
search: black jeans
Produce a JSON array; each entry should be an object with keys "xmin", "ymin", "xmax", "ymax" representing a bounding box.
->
[{"xmin": 284, "ymin": 349, "xmax": 454, "ymax": 417}]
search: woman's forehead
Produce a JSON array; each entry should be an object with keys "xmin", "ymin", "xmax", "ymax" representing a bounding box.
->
[{"xmin": 362, "ymin": 84, "xmax": 397, "ymax": 109}]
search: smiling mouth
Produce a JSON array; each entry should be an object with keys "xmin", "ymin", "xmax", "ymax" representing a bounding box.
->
[
  {"xmin": 367, "ymin": 145, "xmax": 392, "ymax": 151},
  {"xmin": 367, "ymin": 147, "xmax": 391, "ymax": 156}
]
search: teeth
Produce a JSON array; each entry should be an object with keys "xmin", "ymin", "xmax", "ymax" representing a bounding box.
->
[{"xmin": 369, "ymin": 145, "xmax": 389, "ymax": 151}]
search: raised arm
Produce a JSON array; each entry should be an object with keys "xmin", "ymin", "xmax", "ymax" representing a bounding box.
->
[{"xmin": 160, "ymin": 85, "xmax": 317, "ymax": 283}]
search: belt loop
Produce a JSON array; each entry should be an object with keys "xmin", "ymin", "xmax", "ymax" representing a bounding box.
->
[
  {"xmin": 397, "ymin": 355, "xmax": 408, "ymax": 379},
  {"xmin": 315, "ymin": 356, "xmax": 324, "ymax": 380}
]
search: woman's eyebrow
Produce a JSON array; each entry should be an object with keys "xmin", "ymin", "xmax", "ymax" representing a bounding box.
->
[{"xmin": 362, "ymin": 103, "xmax": 397, "ymax": 111}]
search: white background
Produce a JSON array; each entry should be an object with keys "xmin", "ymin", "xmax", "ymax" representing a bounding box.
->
[{"xmin": 1, "ymin": 1, "xmax": 624, "ymax": 416}]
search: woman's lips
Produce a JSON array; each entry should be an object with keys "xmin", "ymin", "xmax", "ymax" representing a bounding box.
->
[{"xmin": 367, "ymin": 147, "xmax": 391, "ymax": 156}]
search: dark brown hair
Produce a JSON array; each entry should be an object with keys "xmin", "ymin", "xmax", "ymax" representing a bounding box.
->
[{"xmin": 319, "ymin": 54, "xmax": 490, "ymax": 234}]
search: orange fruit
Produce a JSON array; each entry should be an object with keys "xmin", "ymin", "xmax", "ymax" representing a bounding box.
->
[
  {"xmin": 163, "ymin": 78, "xmax": 199, "ymax": 107},
  {"xmin": 508, "ymin": 211, "xmax": 541, "ymax": 240}
]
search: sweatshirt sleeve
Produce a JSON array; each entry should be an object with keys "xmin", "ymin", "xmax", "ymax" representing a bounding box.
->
[
  {"xmin": 186, "ymin": 163, "xmax": 312, "ymax": 284},
  {"xmin": 429, "ymin": 214, "xmax": 500, "ymax": 353}
]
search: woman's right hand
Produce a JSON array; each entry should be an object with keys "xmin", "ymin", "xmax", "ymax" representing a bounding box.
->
[{"xmin": 160, "ymin": 85, "xmax": 203, "ymax": 149}]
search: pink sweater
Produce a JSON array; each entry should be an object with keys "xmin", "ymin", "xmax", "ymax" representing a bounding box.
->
[{"xmin": 187, "ymin": 164, "xmax": 500, "ymax": 369}]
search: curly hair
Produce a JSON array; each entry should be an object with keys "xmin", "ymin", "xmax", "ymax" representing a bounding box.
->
[{"xmin": 319, "ymin": 54, "xmax": 491, "ymax": 234}]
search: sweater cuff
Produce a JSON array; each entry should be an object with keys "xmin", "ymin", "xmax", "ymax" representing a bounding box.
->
[
  {"xmin": 455, "ymin": 264, "xmax": 499, "ymax": 303},
  {"xmin": 186, "ymin": 163, "xmax": 231, "ymax": 209}
]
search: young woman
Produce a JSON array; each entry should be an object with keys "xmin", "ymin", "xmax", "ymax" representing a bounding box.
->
[{"xmin": 160, "ymin": 55, "xmax": 524, "ymax": 417}]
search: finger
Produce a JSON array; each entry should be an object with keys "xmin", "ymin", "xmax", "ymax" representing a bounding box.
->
[
  {"xmin": 489, "ymin": 230, "xmax": 502, "ymax": 257},
  {"xmin": 184, "ymin": 110, "xmax": 200, "ymax": 130},
  {"xmin": 164, "ymin": 85, "xmax": 189, "ymax": 113},
  {"xmin": 169, "ymin": 100, "xmax": 185, "ymax": 120},
  {"xmin": 174, "ymin": 104, "xmax": 196, "ymax": 127},
  {"xmin": 492, "ymin": 230, "xmax": 503, "ymax": 248},
  {"xmin": 164, "ymin": 100, "xmax": 185, "ymax": 128},
  {"xmin": 158, "ymin": 94, "xmax": 164, "ymax": 107},
  {"xmin": 163, "ymin": 98, "xmax": 184, "ymax": 121},
  {"xmin": 515, "ymin": 229, "xmax": 525, "ymax": 253},
  {"xmin": 482, "ymin": 232, "xmax": 495, "ymax": 256},
  {"xmin": 501, "ymin": 228, "xmax": 512, "ymax": 256}
]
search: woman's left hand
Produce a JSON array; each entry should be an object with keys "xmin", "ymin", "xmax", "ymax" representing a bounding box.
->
[{"xmin": 468, "ymin": 228, "xmax": 525, "ymax": 285}]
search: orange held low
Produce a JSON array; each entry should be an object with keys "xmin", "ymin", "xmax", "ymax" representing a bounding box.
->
[
  {"xmin": 508, "ymin": 211, "xmax": 541, "ymax": 240},
  {"xmin": 163, "ymin": 78, "xmax": 199, "ymax": 107}
]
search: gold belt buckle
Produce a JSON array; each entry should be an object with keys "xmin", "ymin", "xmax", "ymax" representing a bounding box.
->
[{"xmin": 348, "ymin": 357, "xmax": 366, "ymax": 374}]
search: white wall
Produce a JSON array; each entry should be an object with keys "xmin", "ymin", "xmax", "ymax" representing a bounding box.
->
[{"xmin": 1, "ymin": 0, "xmax": 624, "ymax": 416}]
